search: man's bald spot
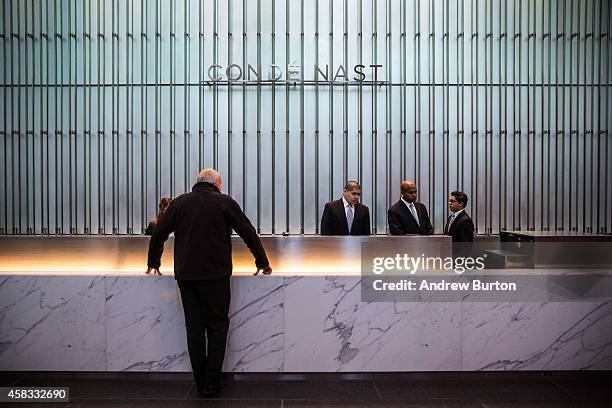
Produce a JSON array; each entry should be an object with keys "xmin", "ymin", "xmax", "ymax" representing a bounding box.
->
[
  {"xmin": 401, "ymin": 180, "xmax": 416, "ymax": 193},
  {"xmin": 344, "ymin": 180, "xmax": 361, "ymax": 191},
  {"xmin": 197, "ymin": 168, "xmax": 221, "ymax": 184},
  {"xmin": 197, "ymin": 168, "xmax": 223, "ymax": 190}
]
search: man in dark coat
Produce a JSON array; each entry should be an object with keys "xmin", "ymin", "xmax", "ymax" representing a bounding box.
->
[
  {"xmin": 147, "ymin": 168, "xmax": 272, "ymax": 397},
  {"xmin": 320, "ymin": 180, "xmax": 371, "ymax": 235},
  {"xmin": 387, "ymin": 180, "xmax": 433, "ymax": 235},
  {"xmin": 445, "ymin": 190, "xmax": 475, "ymax": 257}
]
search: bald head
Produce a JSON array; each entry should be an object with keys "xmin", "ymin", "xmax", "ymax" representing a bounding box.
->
[
  {"xmin": 400, "ymin": 180, "xmax": 418, "ymax": 203},
  {"xmin": 197, "ymin": 168, "xmax": 222, "ymax": 190}
]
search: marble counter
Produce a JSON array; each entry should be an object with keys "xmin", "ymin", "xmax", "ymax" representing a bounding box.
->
[
  {"xmin": 1, "ymin": 274, "xmax": 611, "ymax": 372},
  {"xmin": 1, "ymin": 236, "xmax": 610, "ymax": 372}
]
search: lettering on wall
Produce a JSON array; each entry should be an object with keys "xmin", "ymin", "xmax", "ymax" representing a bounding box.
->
[{"xmin": 205, "ymin": 64, "xmax": 384, "ymax": 84}]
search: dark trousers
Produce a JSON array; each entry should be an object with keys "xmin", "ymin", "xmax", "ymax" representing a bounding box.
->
[{"xmin": 177, "ymin": 277, "xmax": 231, "ymax": 390}]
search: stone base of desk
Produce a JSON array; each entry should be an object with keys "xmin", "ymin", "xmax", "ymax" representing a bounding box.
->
[{"xmin": 1, "ymin": 275, "xmax": 611, "ymax": 371}]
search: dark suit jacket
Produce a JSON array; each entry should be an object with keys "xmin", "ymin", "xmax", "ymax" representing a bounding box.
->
[
  {"xmin": 445, "ymin": 211, "xmax": 474, "ymax": 242},
  {"xmin": 320, "ymin": 199, "xmax": 371, "ymax": 235},
  {"xmin": 147, "ymin": 182, "xmax": 269, "ymax": 280},
  {"xmin": 445, "ymin": 211, "xmax": 474, "ymax": 258},
  {"xmin": 387, "ymin": 200, "xmax": 433, "ymax": 235}
]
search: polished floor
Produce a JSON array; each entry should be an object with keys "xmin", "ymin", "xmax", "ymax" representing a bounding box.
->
[{"xmin": 0, "ymin": 372, "xmax": 610, "ymax": 407}]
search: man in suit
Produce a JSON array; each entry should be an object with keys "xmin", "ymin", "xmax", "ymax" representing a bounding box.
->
[
  {"xmin": 388, "ymin": 180, "xmax": 433, "ymax": 235},
  {"xmin": 147, "ymin": 169, "xmax": 272, "ymax": 397},
  {"xmin": 445, "ymin": 191, "xmax": 474, "ymax": 241},
  {"xmin": 445, "ymin": 191, "xmax": 474, "ymax": 257},
  {"xmin": 320, "ymin": 180, "xmax": 371, "ymax": 235}
]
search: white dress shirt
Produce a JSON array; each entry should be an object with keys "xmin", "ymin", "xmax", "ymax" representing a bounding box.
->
[
  {"xmin": 400, "ymin": 197, "xmax": 420, "ymax": 226},
  {"xmin": 447, "ymin": 208, "xmax": 464, "ymax": 231}
]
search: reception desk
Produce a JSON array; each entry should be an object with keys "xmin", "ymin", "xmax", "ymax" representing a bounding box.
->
[
  {"xmin": 1, "ymin": 236, "xmax": 611, "ymax": 372},
  {"xmin": 0, "ymin": 235, "xmax": 451, "ymax": 275}
]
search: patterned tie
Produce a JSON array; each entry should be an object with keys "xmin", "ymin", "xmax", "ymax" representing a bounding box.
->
[
  {"xmin": 409, "ymin": 203, "xmax": 419, "ymax": 227},
  {"xmin": 346, "ymin": 205, "xmax": 354, "ymax": 234}
]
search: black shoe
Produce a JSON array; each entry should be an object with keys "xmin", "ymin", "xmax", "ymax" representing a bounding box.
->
[{"xmin": 200, "ymin": 385, "xmax": 221, "ymax": 398}]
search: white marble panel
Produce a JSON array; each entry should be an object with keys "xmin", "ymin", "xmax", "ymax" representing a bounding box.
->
[
  {"xmin": 2, "ymin": 273, "xmax": 610, "ymax": 373},
  {"xmin": 284, "ymin": 276, "xmax": 462, "ymax": 372},
  {"xmin": 462, "ymin": 301, "xmax": 612, "ymax": 370},
  {"xmin": 0, "ymin": 276, "xmax": 106, "ymax": 370},
  {"xmin": 105, "ymin": 276, "xmax": 190, "ymax": 371},
  {"xmin": 224, "ymin": 276, "xmax": 284, "ymax": 372}
]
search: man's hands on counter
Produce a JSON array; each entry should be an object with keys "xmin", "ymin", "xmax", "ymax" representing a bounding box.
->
[
  {"xmin": 146, "ymin": 267, "xmax": 162, "ymax": 276},
  {"xmin": 146, "ymin": 267, "xmax": 270, "ymax": 276},
  {"xmin": 254, "ymin": 266, "xmax": 273, "ymax": 276}
]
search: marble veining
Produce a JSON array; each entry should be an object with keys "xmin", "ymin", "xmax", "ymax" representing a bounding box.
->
[
  {"xmin": 225, "ymin": 277, "xmax": 285, "ymax": 372},
  {"xmin": 284, "ymin": 277, "xmax": 462, "ymax": 372},
  {"xmin": 1, "ymin": 275, "xmax": 610, "ymax": 371},
  {"xmin": 462, "ymin": 301, "xmax": 612, "ymax": 370},
  {"xmin": 0, "ymin": 276, "xmax": 106, "ymax": 370},
  {"xmin": 105, "ymin": 276, "xmax": 189, "ymax": 371}
]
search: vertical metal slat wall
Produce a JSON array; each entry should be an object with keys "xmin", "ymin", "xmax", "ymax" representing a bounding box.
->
[{"xmin": 0, "ymin": 0, "xmax": 610, "ymax": 235}]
